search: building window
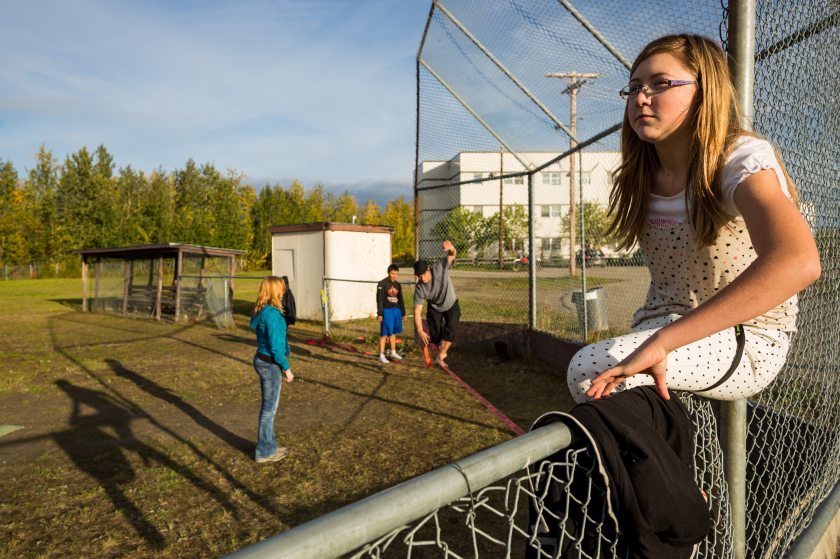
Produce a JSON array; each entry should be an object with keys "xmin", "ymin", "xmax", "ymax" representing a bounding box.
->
[
  {"xmin": 503, "ymin": 175, "xmax": 524, "ymax": 185},
  {"xmin": 542, "ymin": 171, "xmax": 561, "ymax": 185},
  {"xmin": 541, "ymin": 205, "xmax": 561, "ymax": 218}
]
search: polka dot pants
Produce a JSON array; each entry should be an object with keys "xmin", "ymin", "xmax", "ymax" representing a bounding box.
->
[{"xmin": 567, "ymin": 314, "xmax": 790, "ymax": 403}]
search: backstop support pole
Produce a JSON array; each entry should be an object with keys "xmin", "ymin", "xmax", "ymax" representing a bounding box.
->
[{"xmin": 725, "ymin": 2, "xmax": 756, "ymax": 557}]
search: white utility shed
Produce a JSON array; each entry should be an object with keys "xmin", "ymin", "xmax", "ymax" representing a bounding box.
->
[{"xmin": 269, "ymin": 223, "xmax": 393, "ymax": 321}]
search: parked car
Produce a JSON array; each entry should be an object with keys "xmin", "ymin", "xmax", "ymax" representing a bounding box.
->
[{"xmin": 575, "ymin": 248, "xmax": 605, "ymax": 267}]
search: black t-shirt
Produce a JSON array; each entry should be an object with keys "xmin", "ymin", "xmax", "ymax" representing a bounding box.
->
[{"xmin": 376, "ymin": 278, "xmax": 405, "ymax": 316}]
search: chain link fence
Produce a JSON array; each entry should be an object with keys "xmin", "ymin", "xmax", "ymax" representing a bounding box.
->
[
  {"xmin": 1, "ymin": 259, "xmax": 76, "ymax": 280},
  {"xmin": 84, "ymin": 254, "xmax": 236, "ymax": 327},
  {"xmin": 407, "ymin": 0, "xmax": 838, "ymax": 557},
  {"xmin": 745, "ymin": 0, "xmax": 840, "ymax": 554},
  {"xmin": 414, "ymin": 0, "xmax": 724, "ymax": 341},
  {"xmin": 252, "ymin": 2, "xmax": 840, "ymax": 556}
]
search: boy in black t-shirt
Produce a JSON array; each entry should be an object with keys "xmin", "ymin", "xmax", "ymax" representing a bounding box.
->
[{"xmin": 376, "ymin": 264, "xmax": 406, "ymax": 363}]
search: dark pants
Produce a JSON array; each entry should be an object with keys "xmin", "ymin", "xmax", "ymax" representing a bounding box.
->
[{"xmin": 427, "ymin": 300, "xmax": 460, "ymax": 344}]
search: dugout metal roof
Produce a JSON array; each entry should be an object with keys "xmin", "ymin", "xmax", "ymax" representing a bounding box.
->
[{"xmin": 75, "ymin": 243, "xmax": 245, "ymax": 260}]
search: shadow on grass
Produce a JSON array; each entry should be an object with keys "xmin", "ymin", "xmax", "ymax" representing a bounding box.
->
[
  {"xmin": 105, "ymin": 358, "xmax": 253, "ymax": 455},
  {"xmin": 52, "ymin": 378, "xmax": 238, "ymax": 550},
  {"xmin": 50, "ymin": 298, "xmax": 84, "ymax": 311}
]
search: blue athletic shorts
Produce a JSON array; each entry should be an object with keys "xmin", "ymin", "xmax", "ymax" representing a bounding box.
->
[{"xmin": 380, "ymin": 307, "xmax": 403, "ymax": 336}]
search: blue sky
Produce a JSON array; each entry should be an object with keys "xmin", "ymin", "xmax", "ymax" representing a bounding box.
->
[{"xmin": 1, "ymin": 0, "xmax": 431, "ymax": 204}]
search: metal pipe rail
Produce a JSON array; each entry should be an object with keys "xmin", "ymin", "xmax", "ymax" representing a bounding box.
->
[{"xmin": 222, "ymin": 422, "xmax": 575, "ymax": 559}]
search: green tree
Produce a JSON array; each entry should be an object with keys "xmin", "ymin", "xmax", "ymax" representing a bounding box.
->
[
  {"xmin": 381, "ymin": 196, "xmax": 414, "ymax": 261},
  {"xmin": 286, "ymin": 181, "xmax": 307, "ymax": 223},
  {"xmin": 360, "ymin": 199, "xmax": 381, "ymax": 225},
  {"xmin": 140, "ymin": 169, "xmax": 176, "ymax": 244},
  {"xmin": 0, "ymin": 160, "xmax": 25, "ymax": 264},
  {"xmin": 502, "ymin": 206, "xmax": 528, "ymax": 252},
  {"xmin": 173, "ymin": 159, "xmax": 214, "ymax": 244},
  {"xmin": 561, "ymin": 202, "xmax": 616, "ymax": 249},
  {"xmin": 211, "ymin": 172, "xmax": 253, "ymax": 250},
  {"xmin": 305, "ymin": 185, "xmax": 326, "ymax": 221},
  {"xmin": 56, "ymin": 147, "xmax": 96, "ymax": 250},
  {"xmin": 249, "ymin": 185, "xmax": 274, "ymax": 268},
  {"xmin": 430, "ymin": 207, "xmax": 487, "ymax": 259},
  {"xmin": 24, "ymin": 146, "xmax": 63, "ymax": 264},
  {"xmin": 329, "ymin": 192, "xmax": 360, "ymax": 223},
  {"xmin": 90, "ymin": 144, "xmax": 119, "ymax": 247},
  {"xmin": 113, "ymin": 165, "xmax": 146, "ymax": 246}
]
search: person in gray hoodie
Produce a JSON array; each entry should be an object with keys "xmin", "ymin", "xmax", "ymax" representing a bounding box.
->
[{"xmin": 249, "ymin": 276, "xmax": 294, "ymax": 463}]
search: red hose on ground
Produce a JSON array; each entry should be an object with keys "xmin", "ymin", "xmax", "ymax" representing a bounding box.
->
[{"xmin": 304, "ymin": 338, "xmax": 525, "ymax": 436}]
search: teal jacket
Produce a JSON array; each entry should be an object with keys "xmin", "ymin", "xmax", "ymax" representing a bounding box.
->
[{"xmin": 249, "ymin": 305, "xmax": 291, "ymax": 371}]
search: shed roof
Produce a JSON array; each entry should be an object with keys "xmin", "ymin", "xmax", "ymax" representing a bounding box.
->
[
  {"xmin": 75, "ymin": 243, "xmax": 245, "ymax": 260},
  {"xmin": 269, "ymin": 222, "xmax": 393, "ymax": 235}
]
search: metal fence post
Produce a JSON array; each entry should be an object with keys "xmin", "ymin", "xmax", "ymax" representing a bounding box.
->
[
  {"xmin": 725, "ymin": 2, "xmax": 756, "ymax": 557},
  {"xmin": 321, "ymin": 278, "xmax": 330, "ymax": 337},
  {"xmin": 527, "ymin": 172, "xmax": 536, "ymax": 337}
]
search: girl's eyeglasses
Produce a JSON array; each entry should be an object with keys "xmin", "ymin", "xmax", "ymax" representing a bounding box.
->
[{"xmin": 619, "ymin": 79, "xmax": 697, "ymax": 100}]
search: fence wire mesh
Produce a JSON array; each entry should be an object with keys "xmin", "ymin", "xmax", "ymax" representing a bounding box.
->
[
  {"xmin": 409, "ymin": 0, "xmax": 840, "ymax": 558},
  {"xmin": 745, "ymin": 0, "xmax": 840, "ymax": 555},
  {"xmin": 344, "ymin": 393, "xmax": 729, "ymax": 559},
  {"xmin": 417, "ymin": 0, "xmax": 726, "ymax": 341},
  {"xmin": 85, "ymin": 254, "xmax": 236, "ymax": 326}
]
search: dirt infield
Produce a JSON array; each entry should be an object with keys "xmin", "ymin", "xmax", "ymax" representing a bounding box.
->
[{"xmin": 0, "ymin": 278, "xmax": 576, "ymax": 558}]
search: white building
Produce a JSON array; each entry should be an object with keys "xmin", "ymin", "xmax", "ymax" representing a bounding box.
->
[
  {"xmin": 269, "ymin": 223, "xmax": 392, "ymax": 321},
  {"xmin": 417, "ymin": 150, "xmax": 620, "ymax": 258}
]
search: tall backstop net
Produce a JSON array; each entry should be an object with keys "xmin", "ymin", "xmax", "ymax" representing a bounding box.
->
[{"xmin": 416, "ymin": 0, "xmax": 839, "ymax": 557}]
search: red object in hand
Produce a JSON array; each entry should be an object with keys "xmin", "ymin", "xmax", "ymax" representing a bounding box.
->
[{"xmin": 423, "ymin": 345, "xmax": 432, "ymax": 368}]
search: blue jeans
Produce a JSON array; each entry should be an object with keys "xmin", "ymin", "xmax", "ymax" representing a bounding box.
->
[{"xmin": 253, "ymin": 355, "xmax": 283, "ymax": 459}]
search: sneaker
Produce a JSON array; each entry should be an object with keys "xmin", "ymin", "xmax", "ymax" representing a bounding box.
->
[
  {"xmin": 388, "ymin": 351, "xmax": 402, "ymax": 361},
  {"xmin": 255, "ymin": 447, "xmax": 288, "ymax": 463},
  {"xmin": 378, "ymin": 353, "xmax": 390, "ymax": 363}
]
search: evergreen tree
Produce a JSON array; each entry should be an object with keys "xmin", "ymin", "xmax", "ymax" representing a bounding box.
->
[
  {"xmin": 91, "ymin": 145, "xmax": 119, "ymax": 246},
  {"xmin": 56, "ymin": 147, "xmax": 96, "ymax": 249},
  {"xmin": 249, "ymin": 185, "xmax": 274, "ymax": 266},
  {"xmin": 305, "ymin": 184, "xmax": 325, "ymax": 221},
  {"xmin": 0, "ymin": 160, "xmax": 25, "ymax": 264},
  {"xmin": 24, "ymin": 146, "xmax": 62, "ymax": 264},
  {"xmin": 173, "ymin": 159, "xmax": 213, "ymax": 244},
  {"xmin": 211, "ymin": 172, "xmax": 253, "ymax": 250},
  {"xmin": 330, "ymin": 192, "xmax": 360, "ymax": 223},
  {"xmin": 114, "ymin": 165, "xmax": 147, "ymax": 245},
  {"xmin": 286, "ymin": 180, "xmax": 307, "ymax": 223},
  {"xmin": 140, "ymin": 169, "xmax": 176, "ymax": 243}
]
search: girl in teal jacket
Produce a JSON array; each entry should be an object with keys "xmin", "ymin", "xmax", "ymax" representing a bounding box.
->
[{"xmin": 250, "ymin": 276, "xmax": 294, "ymax": 463}]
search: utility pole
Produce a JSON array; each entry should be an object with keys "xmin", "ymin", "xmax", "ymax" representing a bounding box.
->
[
  {"xmin": 545, "ymin": 71, "xmax": 599, "ymax": 276},
  {"xmin": 498, "ymin": 146, "xmax": 504, "ymax": 269}
]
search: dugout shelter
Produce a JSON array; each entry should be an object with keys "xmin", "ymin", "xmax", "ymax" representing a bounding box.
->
[{"xmin": 75, "ymin": 243, "xmax": 245, "ymax": 325}]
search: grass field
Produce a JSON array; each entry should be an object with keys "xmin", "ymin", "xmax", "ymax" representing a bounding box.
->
[{"xmin": 0, "ymin": 277, "xmax": 576, "ymax": 558}]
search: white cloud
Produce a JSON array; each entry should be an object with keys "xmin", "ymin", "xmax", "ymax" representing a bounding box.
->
[{"xmin": 0, "ymin": 0, "xmax": 428, "ymax": 199}]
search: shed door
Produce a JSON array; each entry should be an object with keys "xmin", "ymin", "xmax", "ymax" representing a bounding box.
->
[{"xmin": 274, "ymin": 249, "xmax": 295, "ymax": 284}]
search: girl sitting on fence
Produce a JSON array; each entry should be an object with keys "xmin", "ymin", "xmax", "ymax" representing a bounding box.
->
[{"xmin": 567, "ymin": 34, "xmax": 820, "ymax": 403}]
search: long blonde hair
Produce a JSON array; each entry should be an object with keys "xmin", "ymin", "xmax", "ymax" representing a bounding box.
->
[
  {"xmin": 608, "ymin": 34, "xmax": 797, "ymax": 248},
  {"xmin": 253, "ymin": 276, "xmax": 285, "ymax": 316}
]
